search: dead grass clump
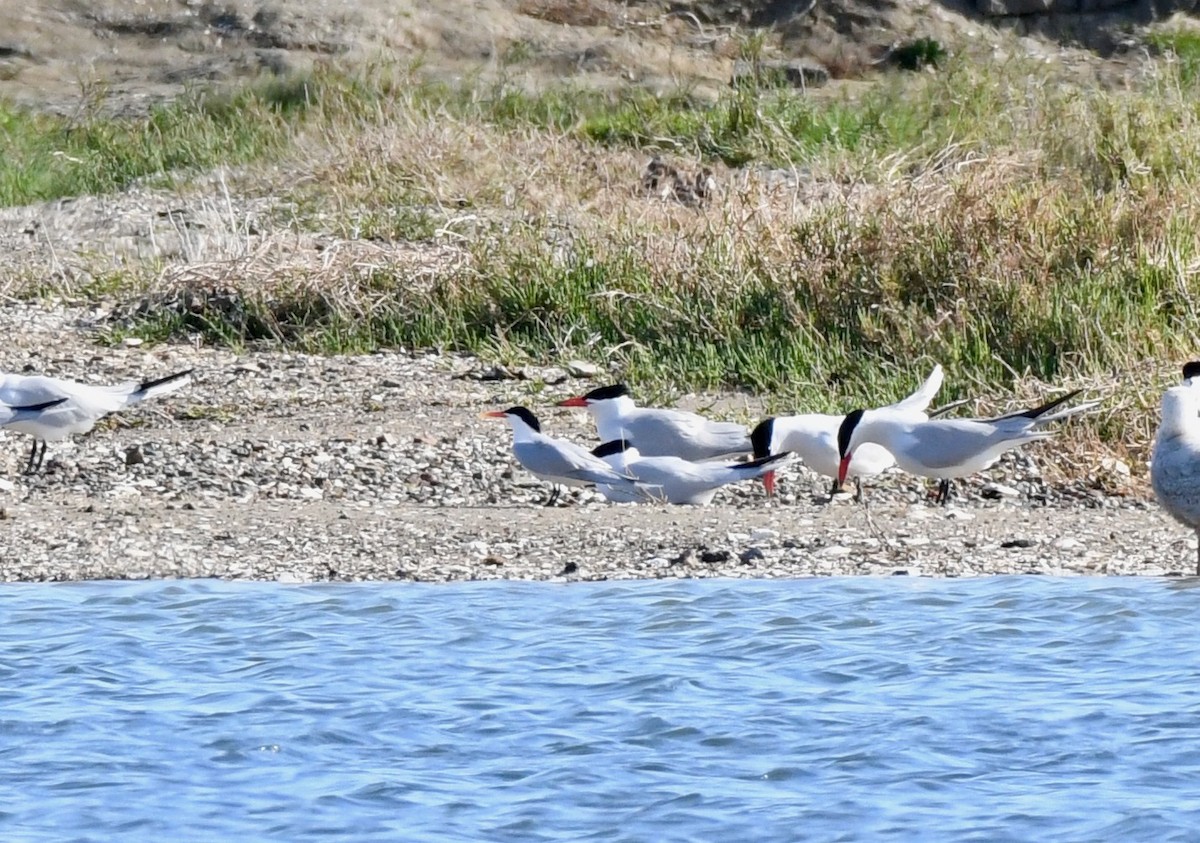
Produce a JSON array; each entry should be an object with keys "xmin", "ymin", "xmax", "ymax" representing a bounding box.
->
[{"xmin": 515, "ymin": 0, "xmax": 622, "ymax": 28}]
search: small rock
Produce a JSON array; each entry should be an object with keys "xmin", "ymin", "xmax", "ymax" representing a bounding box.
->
[
  {"xmin": 699, "ymin": 549, "xmax": 731, "ymax": 564},
  {"xmin": 1100, "ymin": 457, "xmax": 1131, "ymax": 477},
  {"xmin": 473, "ymin": 365, "xmax": 523, "ymax": 382},
  {"xmin": 565, "ymin": 360, "xmax": 599, "ymax": 378},
  {"xmin": 559, "ymin": 560, "xmax": 578, "ymax": 575},
  {"xmin": 465, "ymin": 540, "xmax": 489, "ymax": 557},
  {"xmin": 749, "ymin": 528, "xmax": 778, "ymax": 542},
  {"xmin": 124, "ymin": 445, "xmax": 145, "ymax": 467},
  {"xmin": 122, "ymin": 337, "xmax": 144, "ymax": 347},
  {"xmin": 671, "ymin": 549, "xmax": 697, "ymax": 566},
  {"xmin": 1001, "ymin": 538, "xmax": 1038, "ymax": 549},
  {"xmin": 981, "ymin": 482, "xmax": 1020, "ymax": 499},
  {"xmin": 816, "ymin": 545, "xmax": 852, "ymax": 558},
  {"xmin": 484, "ymin": 555, "xmax": 507, "ymax": 567},
  {"xmin": 376, "ymin": 433, "xmax": 396, "ymax": 448},
  {"xmin": 739, "ymin": 547, "xmax": 765, "ymax": 564}
]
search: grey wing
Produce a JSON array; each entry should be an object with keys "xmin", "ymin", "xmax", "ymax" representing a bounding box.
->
[
  {"xmin": 0, "ymin": 377, "xmax": 72, "ymax": 406},
  {"xmin": 886, "ymin": 364, "xmax": 943, "ymax": 414},
  {"xmin": 899, "ymin": 421, "xmax": 1002, "ymax": 471},
  {"xmin": 515, "ymin": 439, "xmax": 636, "ymax": 487},
  {"xmin": 905, "ymin": 420, "xmax": 1046, "ymax": 470},
  {"xmin": 630, "ymin": 411, "xmax": 750, "ymax": 458}
]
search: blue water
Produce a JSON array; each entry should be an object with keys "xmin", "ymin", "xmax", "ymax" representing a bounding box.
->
[{"xmin": 2, "ymin": 577, "xmax": 1200, "ymax": 841}]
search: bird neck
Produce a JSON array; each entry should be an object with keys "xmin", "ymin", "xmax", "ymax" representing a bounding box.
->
[
  {"xmin": 1158, "ymin": 388, "xmax": 1200, "ymax": 446},
  {"xmin": 507, "ymin": 418, "xmax": 541, "ymax": 443}
]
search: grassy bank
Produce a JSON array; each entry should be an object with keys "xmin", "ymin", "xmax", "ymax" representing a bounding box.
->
[{"xmin": 6, "ymin": 33, "xmax": 1200, "ymax": 459}]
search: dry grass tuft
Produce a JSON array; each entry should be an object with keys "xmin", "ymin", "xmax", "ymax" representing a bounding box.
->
[
  {"xmin": 5, "ymin": 50, "xmax": 1200, "ymax": 478},
  {"xmin": 515, "ymin": 0, "xmax": 625, "ymax": 28}
]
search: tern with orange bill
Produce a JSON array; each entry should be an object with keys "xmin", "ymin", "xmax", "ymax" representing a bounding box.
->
[
  {"xmin": 590, "ymin": 439, "xmax": 794, "ymax": 505},
  {"xmin": 480, "ymin": 406, "xmax": 642, "ymax": 505},
  {"xmin": 750, "ymin": 364, "xmax": 944, "ymax": 500},
  {"xmin": 557, "ymin": 384, "xmax": 750, "ymax": 462},
  {"xmin": 835, "ymin": 388, "xmax": 1098, "ymax": 505}
]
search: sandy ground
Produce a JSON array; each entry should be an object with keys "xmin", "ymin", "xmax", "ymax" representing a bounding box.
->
[
  {"xmin": 0, "ymin": 301, "xmax": 1187, "ymax": 583},
  {"xmin": 0, "ymin": 2, "xmax": 1187, "ymax": 582}
]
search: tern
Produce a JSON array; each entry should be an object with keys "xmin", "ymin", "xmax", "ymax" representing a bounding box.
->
[
  {"xmin": 480, "ymin": 406, "xmax": 642, "ymax": 505},
  {"xmin": 1151, "ymin": 361, "xmax": 1200, "ymax": 574},
  {"xmin": 750, "ymin": 364, "xmax": 945, "ymax": 500},
  {"xmin": 836, "ymin": 388, "xmax": 1098, "ymax": 505},
  {"xmin": 557, "ymin": 384, "xmax": 750, "ymax": 461},
  {"xmin": 0, "ymin": 368, "xmax": 194, "ymax": 473},
  {"xmin": 590, "ymin": 439, "xmax": 795, "ymax": 505}
]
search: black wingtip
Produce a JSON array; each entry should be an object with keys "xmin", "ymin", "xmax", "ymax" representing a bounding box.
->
[
  {"xmin": 837, "ymin": 409, "xmax": 866, "ymax": 459},
  {"xmin": 749, "ymin": 418, "xmax": 774, "ymax": 458},
  {"xmin": 737, "ymin": 449, "xmax": 792, "ymax": 471},
  {"xmin": 1016, "ymin": 388, "xmax": 1083, "ymax": 420},
  {"xmin": 591, "ymin": 439, "xmax": 632, "ymax": 458},
  {"xmin": 14, "ymin": 397, "xmax": 68, "ymax": 413},
  {"xmin": 1184, "ymin": 361, "xmax": 1200, "ymax": 381},
  {"xmin": 138, "ymin": 368, "xmax": 194, "ymax": 393}
]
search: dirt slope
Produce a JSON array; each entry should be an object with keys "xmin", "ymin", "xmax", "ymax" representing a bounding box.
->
[{"xmin": 1, "ymin": 0, "xmax": 1180, "ymax": 114}]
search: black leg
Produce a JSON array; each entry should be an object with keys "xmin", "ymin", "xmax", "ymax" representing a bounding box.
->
[
  {"xmin": 35, "ymin": 441, "xmax": 46, "ymax": 473},
  {"xmin": 542, "ymin": 485, "xmax": 561, "ymax": 507},
  {"xmin": 854, "ymin": 477, "xmax": 864, "ymax": 504},
  {"xmin": 828, "ymin": 478, "xmax": 840, "ymax": 499},
  {"xmin": 23, "ymin": 439, "xmax": 45, "ymax": 475},
  {"xmin": 934, "ymin": 478, "xmax": 951, "ymax": 506}
]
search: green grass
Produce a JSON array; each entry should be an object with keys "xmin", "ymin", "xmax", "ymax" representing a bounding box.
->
[
  {"xmin": 11, "ymin": 47, "xmax": 1200, "ymax": 457},
  {"xmin": 0, "ymin": 75, "xmax": 315, "ymax": 206},
  {"xmin": 104, "ymin": 190, "xmax": 1199, "ymax": 421},
  {"xmin": 0, "ymin": 53, "xmax": 1118, "ymax": 207},
  {"xmin": 1145, "ymin": 27, "xmax": 1200, "ymax": 85}
]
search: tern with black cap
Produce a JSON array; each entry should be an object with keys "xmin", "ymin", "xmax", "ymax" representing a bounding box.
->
[
  {"xmin": 1150, "ymin": 361, "xmax": 1200, "ymax": 574},
  {"xmin": 590, "ymin": 439, "xmax": 794, "ymax": 505},
  {"xmin": 751, "ymin": 364, "xmax": 945, "ymax": 500},
  {"xmin": 835, "ymin": 388, "xmax": 1098, "ymax": 505},
  {"xmin": 480, "ymin": 406, "xmax": 642, "ymax": 505},
  {"xmin": 557, "ymin": 384, "xmax": 750, "ymax": 462}
]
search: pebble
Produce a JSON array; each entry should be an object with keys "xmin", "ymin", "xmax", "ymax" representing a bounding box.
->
[{"xmin": 0, "ymin": 301, "xmax": 1176, "ymax": 584}]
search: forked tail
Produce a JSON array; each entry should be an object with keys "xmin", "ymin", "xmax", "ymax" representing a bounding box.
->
[{"xmin": 134, "ymin": 369, "xmax": 195, "ymax": 402}]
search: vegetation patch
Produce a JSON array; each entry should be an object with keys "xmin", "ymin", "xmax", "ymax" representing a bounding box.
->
[{"xmin": 8, "ymin": 45, "xmax": 1200, "ymax": 466}]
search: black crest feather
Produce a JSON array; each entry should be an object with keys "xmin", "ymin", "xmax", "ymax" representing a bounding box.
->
[
  {"xmin": 583, "ymin": 384, "xmax": 631, "ymax": 402},
  {"xmin": 837, "ymin": 409, "xmax": 866, "ymax": 458},
  {"xmin": 506, "ymin": 406, "xmax": 540, "ymax": 432},
  {"xmin": 749, "ymin": 418, "xmax": 775, "ymax": 459}
]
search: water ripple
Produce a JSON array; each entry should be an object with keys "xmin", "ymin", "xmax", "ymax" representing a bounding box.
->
[{"xmin": 0, "ymin": 577, "xmax": 1199, "ymax": 839}]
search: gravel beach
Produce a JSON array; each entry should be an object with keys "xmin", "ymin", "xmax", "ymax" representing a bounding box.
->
[{"xmin": 0, "ymin": 301, "xmax": 1184, "ymax": 583}]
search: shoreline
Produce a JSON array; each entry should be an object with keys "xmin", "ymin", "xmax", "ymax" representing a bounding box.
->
[
  {"xmin": 0, "ymin": 302, "xmax": 1179, "ymax": 584},
  {"xmin": 0, "ymin": 492, "xmax": 1186, "ymax": 584}
]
